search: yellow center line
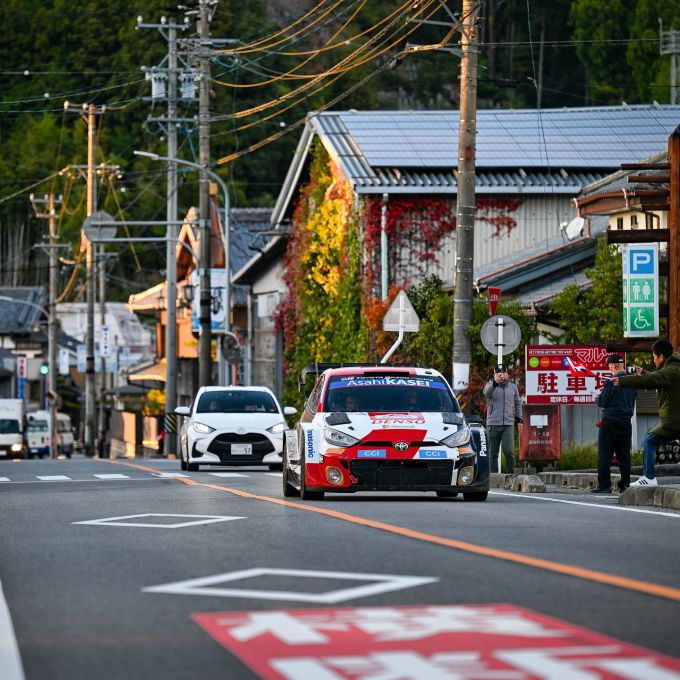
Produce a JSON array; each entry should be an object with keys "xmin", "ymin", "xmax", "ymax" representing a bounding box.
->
[{"xmin": 100, "ymin": 458, "xmax": 680, "ymax": 603}]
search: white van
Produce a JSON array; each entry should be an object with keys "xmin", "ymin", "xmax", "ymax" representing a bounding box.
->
[{"xmin": 26, "ymin": 411, "xmax": 75, "ymax": 458}]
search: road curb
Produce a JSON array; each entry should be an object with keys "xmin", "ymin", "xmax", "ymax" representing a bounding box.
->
[
  {"xmin": 619, "ymin": 486, "xmax": 680, "ymax": 509},
  {"xmin": 491, "ymin": 473, "xmax": 546, "ymax": 493},
  {"xmin": 538, "ymin": 471, "xmax": 680, "ymax": 509}
]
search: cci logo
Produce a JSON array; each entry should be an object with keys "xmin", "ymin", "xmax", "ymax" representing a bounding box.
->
[
  {"xmin": 358, "ymin": 449, "xmax": 387, "ymax": 458},
  {"xmin": 419, "ymin": 449, "xmax": 447, "ymax": 459}
]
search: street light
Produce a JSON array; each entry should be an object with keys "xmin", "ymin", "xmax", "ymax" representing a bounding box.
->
[{"xmin": 133, "ymin": 149, "xmax": 232, "ymax": 387}]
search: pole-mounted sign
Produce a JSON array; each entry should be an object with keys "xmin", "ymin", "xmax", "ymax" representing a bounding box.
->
[
  {"xmin": 622, "ymin": 243, "xmax": 659, "ymax": 338},
  {"xmin": 381, "ymin": 291, "xmax": 420, "ymax": 364},
  {"xmin": 487, "ymin": 287, "xmax": 502, "ymax": 317}
]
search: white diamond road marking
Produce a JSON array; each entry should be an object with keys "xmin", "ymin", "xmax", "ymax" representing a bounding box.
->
[
  {"xmin": 209, "ymin": 472, "xmax": 248, "ymax": 478},
  {"xmin": 94, "ymin": 474, "xmax": 130, "ymax": 479},
  {"xmin": 143, "ymin": 568, "xmax": 438, "ymax": 603},
  {"xmin": 154, "ymin": 472, "xmax": 189, "ymax": 478},
  {"xmin": 73, "ymin": 513, "xmax": 245, "ymax": 528},
  {"xmin": 37, "ymin": 475, "xmax": 71, "ymax": 481}
]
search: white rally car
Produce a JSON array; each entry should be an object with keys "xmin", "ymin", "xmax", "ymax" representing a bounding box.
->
[{"xmin": 283, "ymin": 364, "xmax": 489, "ymax": 500}]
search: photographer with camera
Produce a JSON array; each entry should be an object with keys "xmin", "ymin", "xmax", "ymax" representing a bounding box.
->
[
  {"xmin": 483, "ymin": 364, "xmax": 522, "ymax": 474},
  {"xmin": 612, "ymin": 340, "xmax": 680, "ymax": 487},
  {"xmin": 592, "ymin": 354, "xmax": 636, "ymax": 494}
]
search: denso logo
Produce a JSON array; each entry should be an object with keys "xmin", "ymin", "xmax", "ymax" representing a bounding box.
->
[{"xmin": 306, "ymin": 430, "xmax": 314, "ymax": 458}]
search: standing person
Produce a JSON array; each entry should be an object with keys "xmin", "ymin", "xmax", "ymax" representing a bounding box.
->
[
  {"xmin": 613, "ymin": 340, "xmax": 680, "ymax": 486},
  {"xmin": 483, "ymin": 363, "xmax": 522, "ymax": 474},
  {"xmin": 591, "ymin": 354, "xmax": 636, "ymax": 494}
]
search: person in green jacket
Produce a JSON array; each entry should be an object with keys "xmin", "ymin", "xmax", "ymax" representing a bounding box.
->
[{"xmin": 613, "ymin": 340, "xmax": 680, "ymax": 486}]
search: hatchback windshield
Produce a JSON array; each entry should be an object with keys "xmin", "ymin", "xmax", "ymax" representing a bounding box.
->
[
  {"xmin": 196, "ymin": 390, "xmax": 279, "ymax": 414},
  {"xmin": 324, "ymin": 375, "xmax": 459, "ymax": 413}
]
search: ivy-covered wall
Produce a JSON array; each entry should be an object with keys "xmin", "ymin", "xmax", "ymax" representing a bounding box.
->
[
  {"xmin": 276, "ymin": 140, "xmax": 367, "ymax": 408},
  {"xmin": 276, "ymin": 141, "xmax": 536, "ymax": 412}
]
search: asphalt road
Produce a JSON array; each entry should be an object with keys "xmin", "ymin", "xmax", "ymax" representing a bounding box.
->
[{"xmin": 1, "ymin": 456, "xmax": 679, "ymax": 680}]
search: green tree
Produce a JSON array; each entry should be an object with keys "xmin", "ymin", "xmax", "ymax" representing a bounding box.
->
[{"xmin": 549, "ymin": 238, "xmax": 623, "ymax": 343}]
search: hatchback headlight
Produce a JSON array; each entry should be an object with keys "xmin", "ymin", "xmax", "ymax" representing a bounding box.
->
[
  {"xmin": 10, "ymin": 443, "xmax": 23, "ymax": 452},
  {"xmin": 324, "ymin": 427, "xmax": 360, "ymax": 448},
  {"xmin": 192, "ymin": 422, "xmax": 215, "ymax": 434},
  {"xmin": 267, "ymin": 422, "xmax": 286, "ymax": 434},
  {"xmin": 440, "ymin": 426, "xmax": 471, "ymax": 448}
]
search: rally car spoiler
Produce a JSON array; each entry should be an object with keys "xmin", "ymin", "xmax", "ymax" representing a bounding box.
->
[{"xmin": 298, "ymin": 363, "xmax": 418, "ymax": 393}]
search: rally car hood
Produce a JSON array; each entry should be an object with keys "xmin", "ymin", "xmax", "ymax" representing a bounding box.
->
[{"xmin": 323, "ymin": 411, "xmax": 464, "ymax": 442}]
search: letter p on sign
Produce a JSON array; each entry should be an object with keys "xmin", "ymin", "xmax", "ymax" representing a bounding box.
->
[{"xmin": 629, "ymin": 249, "xmax": 654, "ymax": 274}]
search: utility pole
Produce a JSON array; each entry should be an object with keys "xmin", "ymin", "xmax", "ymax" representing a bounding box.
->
[
  {"xmin": 452, "ymin": 0, "xmax": 481, "ymax": 393},
  {"xmin": 86, "ymin": 103, "xmax": 98, "ymax": 457},
  {"xmin": 30, "ymin": 192, "xmax": 63, "ymax": 460},
  {"xmin": 138, "ymin": 13, "xmax": 192, "ymax": 457},
  {"xmin": 198, "ymin": 0, "xmax": 213, "ymax": 388},
  {"xmin": 63, "ymin": 101, "xmax": 108, "ymax": 456},
  {"xmin": 660, "ymin": 21, "xmax": 680, "ymax": 105}
]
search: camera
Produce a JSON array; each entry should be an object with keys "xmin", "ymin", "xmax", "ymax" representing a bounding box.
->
[{"xmin": 626, "ymin": 366, "xmax": 637, "ymax": 374}]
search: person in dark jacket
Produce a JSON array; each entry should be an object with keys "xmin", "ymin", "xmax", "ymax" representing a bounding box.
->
[
  {"xmin": 613, "ymin": 340, "xmax": 680, "ymax": 486},
  {"xmin": 483, "ymin": 363, "xmax": 522, "ymax": 474},
  {"xmin": 592, "ymin": 354, "xmax": 636, "ymax": 494}
]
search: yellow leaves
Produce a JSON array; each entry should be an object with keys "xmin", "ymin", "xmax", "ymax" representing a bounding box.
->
[{"xmin": 301, "ymin": 197, "xmax": 348, "ymax": 297}]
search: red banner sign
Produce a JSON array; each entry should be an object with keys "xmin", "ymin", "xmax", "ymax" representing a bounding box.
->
[
  {"xmin": 193, "ymin": 604, "xmax": 680, "ymax": 679},
  {"xmin": 525, "ymin": 345, "xmax": 618, "ymax": 405}
]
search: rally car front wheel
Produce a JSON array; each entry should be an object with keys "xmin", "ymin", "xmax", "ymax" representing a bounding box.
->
[{"xmin": 300, "ymin": 459, "xmax": 324, "ymax": 500}]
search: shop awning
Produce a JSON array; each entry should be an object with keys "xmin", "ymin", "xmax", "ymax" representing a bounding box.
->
[{"xmin": 127, "ymin": 360, "xmax": 166, "ymax": 389}]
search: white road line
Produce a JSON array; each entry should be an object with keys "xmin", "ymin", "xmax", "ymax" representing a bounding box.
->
[
  {"xmin": 208, "ymin": 472, "xmax": 248, "ymax": 477},
  {"xmin": 153, "ymin": 472, "xmax": 189, "ymax": 478},
  {"xmin": 490, "ymin": 490, "xmax": 680, "ymax": 518},
  {"xmin": 93, "ymin": 474, "xmax": 130, "ymax": 479},
  {"xmin": 36, "ymin": 475, "xmax": 71, "ymax": 481},
  {"xmin": 265, "ymin": 472, "xmax": 283, "ymax": 478},
  {"xmin": 0, "ymin": 478, "xmax": 9, "ymax": 482},
  {"xmin": 0, "ymin": 578, "xmax": 25, "ymax": 680}
]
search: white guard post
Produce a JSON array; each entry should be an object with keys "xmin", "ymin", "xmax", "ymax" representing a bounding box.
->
[{"xmin": 381, "ymin": 291, "xmax": 420, "ymax": 364}]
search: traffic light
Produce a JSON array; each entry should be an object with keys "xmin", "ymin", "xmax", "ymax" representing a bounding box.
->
[{"xmin": 40, "ymin": 362, "xmax": 49, "ymax": 375}]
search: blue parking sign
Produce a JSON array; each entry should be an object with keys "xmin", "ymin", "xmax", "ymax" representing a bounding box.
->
[{"xmin": 627, "ymin": 248, "xmax": 655, "ymax": 275}]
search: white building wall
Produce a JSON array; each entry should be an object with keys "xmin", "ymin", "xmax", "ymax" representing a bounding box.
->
[{"xmin": 392, "ymin": 195, "xmax": 575, "ymax": 287}]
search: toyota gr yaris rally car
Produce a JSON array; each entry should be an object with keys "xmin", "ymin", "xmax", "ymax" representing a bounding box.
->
[{"xmin": 282, "ymin": 365, "xmax": 489, "ymax": 500}]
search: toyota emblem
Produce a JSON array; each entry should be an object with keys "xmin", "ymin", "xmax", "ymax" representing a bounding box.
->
[
  {"xmin": 394, "ymin": 441, "xmax": 409, "ymax": 452},
  {"xmin": 237, "ymin": 427, "xmax": 246, "ymax": 435}
]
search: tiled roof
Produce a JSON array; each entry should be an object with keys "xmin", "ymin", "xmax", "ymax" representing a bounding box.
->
[{"xmin": 318, "ymin": 106, "xmax": 680, "ymax": 170}]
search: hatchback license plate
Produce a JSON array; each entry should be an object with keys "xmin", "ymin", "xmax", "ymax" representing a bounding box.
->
[{"xmin": 231, "ymin": 444, "xmax": 252, "ymax": 455}]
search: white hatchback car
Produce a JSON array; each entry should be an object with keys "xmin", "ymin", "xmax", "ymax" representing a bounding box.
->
[{"xmin": 175, "ymin": 386, "xmax": 297, "ymax": 471}]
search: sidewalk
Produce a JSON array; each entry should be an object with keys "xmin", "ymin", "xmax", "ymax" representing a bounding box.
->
[{"xmin": 491, "ymin": 465, "xmax": 680, "ymax": 510}]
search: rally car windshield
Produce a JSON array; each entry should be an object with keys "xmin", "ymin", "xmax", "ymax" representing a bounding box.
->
[{"xmin": 324, "ymin": 376, "xmax": 459, "ymax": 413}]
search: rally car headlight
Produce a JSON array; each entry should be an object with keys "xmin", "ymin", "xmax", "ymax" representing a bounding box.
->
[
  {"xmin": 267, "ymin": 422, "xmax": 286, "ymax": 434},
  {"xmin": 440, "ymin": 426, "xmax": 471, "ymax": 448},
  {"xmin": 324, "ymin": 427, "xmax": 360, "ymax": 448},
  {"xmin": 192, "ymin": 422, "xmax": 215, "ymax": 434}
]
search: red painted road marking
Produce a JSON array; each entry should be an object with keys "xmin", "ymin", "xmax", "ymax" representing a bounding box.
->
[{"xmin": 193, "ymin": 604, "xmax": 680, "ymax": 679}]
